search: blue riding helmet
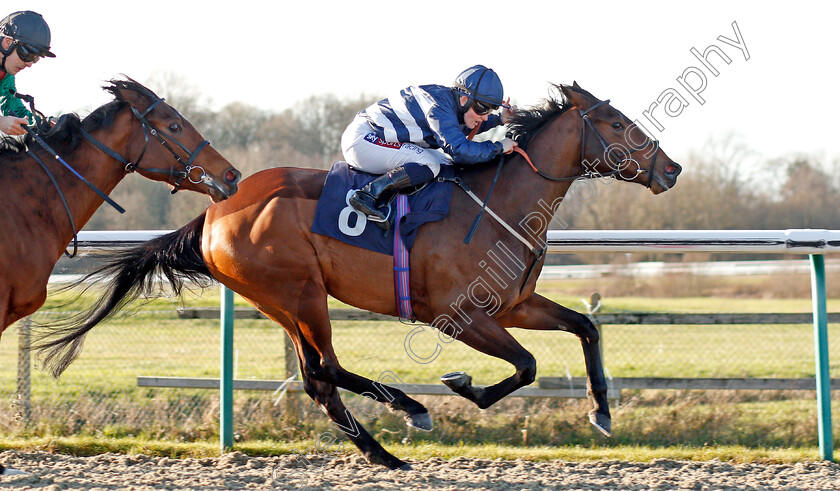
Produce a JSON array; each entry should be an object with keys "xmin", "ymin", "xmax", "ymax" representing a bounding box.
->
[
  {"xmin": 452, "ymin": 65, "xmax": 509, "ymax": 109},
  {"xmin": 1, "ymin": 11, "xmax": 55, "ymax": 57}
]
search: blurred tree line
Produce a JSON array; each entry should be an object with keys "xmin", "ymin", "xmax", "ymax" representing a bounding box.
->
[{"xmin": 84, "ymin": 75, "xmax": 840, "ymax": 241}]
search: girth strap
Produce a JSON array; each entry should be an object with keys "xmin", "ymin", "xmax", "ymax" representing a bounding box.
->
[{"xmin": 393, "ymin": 195, "xmax": 414, "ymax": 321}]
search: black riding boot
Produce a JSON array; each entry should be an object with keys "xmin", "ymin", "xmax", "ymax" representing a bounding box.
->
[{"xmin": 350, "ymin": 166, "xmax": 414, "ymax": 231}]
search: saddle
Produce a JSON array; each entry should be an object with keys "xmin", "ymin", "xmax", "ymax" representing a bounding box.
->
[{"xmin": 311, "ymin": 161, "xmax": 455, "ymax": 256}]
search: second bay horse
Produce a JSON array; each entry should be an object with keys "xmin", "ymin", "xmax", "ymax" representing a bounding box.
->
[
  {"xmin": 0, "ymin": 78, "xmax": 239, "ymax": 337},
  {"xmin": 34, "ymin": 83, "xmax": 680, "ymax": 469}
]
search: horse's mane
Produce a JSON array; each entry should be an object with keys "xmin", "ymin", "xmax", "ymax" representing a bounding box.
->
[
  {"xmin": 0, "ymin": 78, "xmax": 154, "ymax": 159},
  {"xmin": 506, "ymin": 84, "xmax": 580, "ymax": 149}
]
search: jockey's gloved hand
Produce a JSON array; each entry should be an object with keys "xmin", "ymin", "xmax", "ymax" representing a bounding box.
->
[{"xmin": 501, "ymin": 138, "xmax": 518, "ymax": 154}]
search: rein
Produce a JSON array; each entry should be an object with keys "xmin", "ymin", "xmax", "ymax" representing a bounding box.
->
[
  {"xmin": 24, "ymin": 148, "xmax": 79, "ymax": 257},
  {"xmin": 452, "ymin": 97, "xmax": 661, "ymax": 291},
  {"xmin": 81, "ymin": 98, "xmax": 212, "ymax": 193},
  {"xmin": 13, "ymin": 91, "xmax": 211, "ymax": 256},
  {"xmin": 515, "ymin": 100, "xmax": 658, "ymax": 184}
]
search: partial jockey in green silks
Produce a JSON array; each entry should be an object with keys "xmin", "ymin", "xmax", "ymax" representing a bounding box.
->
[{"xmin": 0, "ymin": 11, "xmax": 55, "ymax": 136}]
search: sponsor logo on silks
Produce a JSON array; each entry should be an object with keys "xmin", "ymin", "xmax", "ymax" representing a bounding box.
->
[{"xmin": 364, "ymin": 133, "xmax": 403, "ymax": 150}]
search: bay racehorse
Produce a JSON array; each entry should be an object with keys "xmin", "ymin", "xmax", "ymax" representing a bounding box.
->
[
  {"xmin": 0, "ymin": 77, "xmax": 240, "ymax": 334},
  {"xmin": 33, "ymin": 83, "xmax": 680, "ymax": 470}
]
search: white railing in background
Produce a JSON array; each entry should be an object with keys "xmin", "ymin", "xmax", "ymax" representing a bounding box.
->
[{"xmin": 65, "ymin": 229, "xmax": 837, "ymax": 460}]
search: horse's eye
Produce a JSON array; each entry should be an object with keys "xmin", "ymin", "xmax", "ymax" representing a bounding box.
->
[
  {"xmin": 612, "ymin": 122, "xmax": 623, "ymax": 130},
  {"xmin": 168, "ymin": 122, "xmax": 182, "ymax": 134}
]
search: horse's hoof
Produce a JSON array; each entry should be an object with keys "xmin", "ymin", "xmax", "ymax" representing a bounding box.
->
[
  {"xmin": 440, "ymin": 371, "xmax": 471, "ymax": 391},
  {"xmin": 405, "ymin": 411, "xmax": 433, "ymax": 431},
  {"xmin": 589, "ymin": 411, "xmax": 612, "ymax": 437},
  {"xmin": 396, "ymin": 462, "xmax": 413, "ymax": 471}
]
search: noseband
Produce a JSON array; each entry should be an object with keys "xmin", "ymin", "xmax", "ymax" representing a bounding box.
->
[
  {"xmin": 81, "ymin": 97, "xmax": 212, "ymax": 193},
  {"xmin": 520, "ymin": 99, "xmax": 659, "ymax": 187}
]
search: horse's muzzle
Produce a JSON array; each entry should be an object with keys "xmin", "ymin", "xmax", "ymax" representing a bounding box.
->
[
  {"xmin": 208, "ymin": 167, "xmax": 241, "ymax": 201},
  {"xmin": 664, "ymin": 161, "xmax": 681, "ymax": 179},
  {"xmin": 651, "ymin": 160, "xmax": 681, "ymax": 194}
]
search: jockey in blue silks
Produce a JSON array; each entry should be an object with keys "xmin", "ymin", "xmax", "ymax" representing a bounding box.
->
[{"xmin": 341, "ymin": 65, "xmax": 518, "ymax": 230}]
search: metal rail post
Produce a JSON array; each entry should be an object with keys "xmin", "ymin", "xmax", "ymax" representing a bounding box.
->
[
  {"xmin": 810, "ymin": 254, "xmax": 833, "ymax": 461},
  {"xmin": 220, "ymin": 285, "xmax": 235, "ymax": 452},
  {"xmin": 17, "ymin": 318, "xmax": 31, "ymax": 426}
]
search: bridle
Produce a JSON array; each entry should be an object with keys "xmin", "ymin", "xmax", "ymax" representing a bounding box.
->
[
  {"xmin": 16, "ymin": 92, "xmax": 214, "ymax": 258},
  {"xmin": 454, "ymin": 97, "xmax": 663, "ymax": 292},
  {"xmin": 516, "ymin": 99, "xmax": 659, "ymax": 187},
  {"xmin": 81, "ymin": 97, "xmax": 212, "ymax": 193}
]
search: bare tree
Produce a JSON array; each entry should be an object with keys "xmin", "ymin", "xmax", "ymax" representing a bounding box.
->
[
  {"xmin": 285, "ymin": 93, "xmax": 378, "ymax": 167},
  {"xmin": 144, "ymin": 71, "xmax": 213, "ymax": 121}
]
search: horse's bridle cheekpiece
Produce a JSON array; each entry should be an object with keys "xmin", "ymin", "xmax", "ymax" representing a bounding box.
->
[
  {"xmin": 577, "ymin": 100, "xmax": 659, "ymax": 188},
  {"xmin": 14, "ymin": 90, "xmax": 213, "ymax": 257},
  {"xmin": 81, "ymin": 97, "xmax": 211, "ymax": 194}
]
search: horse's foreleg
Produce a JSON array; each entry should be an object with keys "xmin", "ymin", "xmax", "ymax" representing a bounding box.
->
[
  {"xmin": 497, "ymin": 293, "xmax": 611, "ymax": 436},
  {"xmin": 437, "ymin": 313, "xmax": 537, "ymax": 410},
  {"xmin": 301, "ymin": 375, "xmax": 411, "ymax": 470}
]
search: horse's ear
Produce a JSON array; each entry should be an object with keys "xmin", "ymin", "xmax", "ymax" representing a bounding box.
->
[
  {"xmin": 562, "ymin": 83, "xmax": 593, "ymax": 111},
  {"xmin": 559, "ymin": 84, "xmax": 574, "ymax": 99},
  {"xmin": 106, "ymin": 77, "xmax": 157, "ymax": 112}
]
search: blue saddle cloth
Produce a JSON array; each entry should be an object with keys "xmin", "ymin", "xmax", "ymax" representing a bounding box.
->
[{"xmin": 311, "ymin": 162, "xmax": 455, "ymax": 255}]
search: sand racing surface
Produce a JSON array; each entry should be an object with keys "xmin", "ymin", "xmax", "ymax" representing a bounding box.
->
[{"xmin": 0, "ymin": 451, "xmax": 839, "ymax": 490}]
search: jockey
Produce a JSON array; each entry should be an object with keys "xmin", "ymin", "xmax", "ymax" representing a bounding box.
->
[
  {"xmin": 341, "ymin": 64, "xmax": 518, "ymax": 230},
  {"xmin": 0, "ymin": 11, "xmax": 55, "ymax": 136}
]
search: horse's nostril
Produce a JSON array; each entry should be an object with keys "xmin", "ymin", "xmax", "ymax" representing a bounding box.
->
[
  {"xmin": 225, "ymin": 169, "xmax": 241, "ymax": 183},
  {"xmin": 665, "ymin": 163, "xmax": 680, "ymax": 175}
]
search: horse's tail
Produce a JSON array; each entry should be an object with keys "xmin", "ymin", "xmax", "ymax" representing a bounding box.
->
[{"xmin": 32, "ymin": 212, "xmax": 214, "ymax": 378}]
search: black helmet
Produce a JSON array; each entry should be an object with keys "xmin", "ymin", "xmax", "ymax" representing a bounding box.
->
[{"xmin": 1, "ymin": 11, "xmax": 55, "ymax": 58}]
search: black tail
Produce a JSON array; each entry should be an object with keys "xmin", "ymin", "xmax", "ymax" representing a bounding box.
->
[{"xmin": 31, "ymin": 212, "xmax": 214, "ymax": 378}]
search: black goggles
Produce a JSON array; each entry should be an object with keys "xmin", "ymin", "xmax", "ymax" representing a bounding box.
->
[
  {"xmin": 471, "ymin": 99, "xmax": 499, "ymax": 116},
  {"xmin": 14, "ymin": 43, "xmax": 42, "ymax": 63}
]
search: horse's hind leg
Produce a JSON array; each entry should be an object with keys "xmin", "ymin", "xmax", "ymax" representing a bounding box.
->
[
  {"xmin": 301, "ymin": 374, "xmax": 411, "ymax": 470},
  {"xmin": 496, "ymin": 293, "xmax": 611, "ymax": 436},
  {"xmin": 257, "ymin": 293, "xmax": 431, "ymax": 428},
  {"xmin": 326, "ymin": 368, "xmax": 433, "ymax": 431},
  {"xmin": 260, "ymin": 299, "xmax": 420, "ymax": 469}
]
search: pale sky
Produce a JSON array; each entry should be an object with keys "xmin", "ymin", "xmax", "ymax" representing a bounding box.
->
[{"xmin": 10, "ymin": 1, "xmax": 840, "ymax": 165}]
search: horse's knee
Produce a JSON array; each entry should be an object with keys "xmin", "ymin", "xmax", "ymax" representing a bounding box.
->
[
  {"xmin": 303, "ymin": 362, "xmax": 338, "ymax": 383},
  {"xmin": 518, "ymin": 355, "xmax": 537, "ymax": 386},
  {"xmin": 572, "ymin": 312, "xmax": 600, "ymax": 342}
]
